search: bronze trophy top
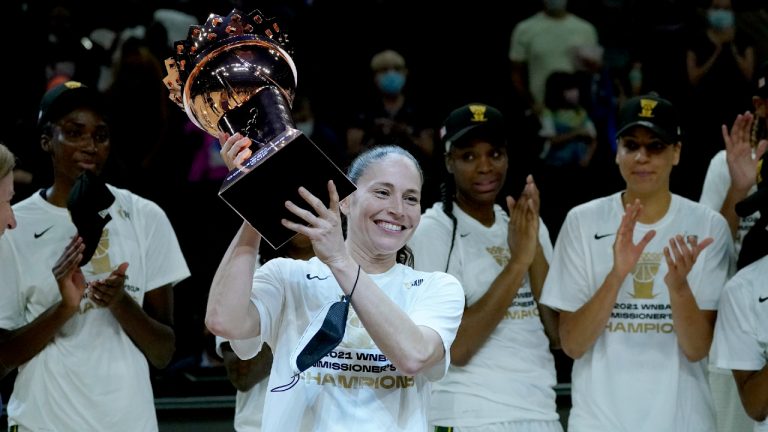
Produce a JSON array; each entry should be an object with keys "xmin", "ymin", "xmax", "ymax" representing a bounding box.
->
[{"xmin": 162, "ymin": 9, "xmax": 297, "ymax": 138}]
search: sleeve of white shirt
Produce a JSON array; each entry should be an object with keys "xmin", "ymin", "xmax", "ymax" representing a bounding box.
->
[
  {"xmin": 410, "ymin": 209, "xmax": 453, "ymax": 272},
  {"xmin": 540, "ymin": 209, "xmax": 592, "ymax": 312},
  {"xmin": 699, "ymin": 151, "xmax": 729, "ymax": 211},
  {"xmin": 225, "ymin": 335, "xmax": 264, "ymax": 361},
  {"xmin": 711, "ymin": 275, "xmax": 765, "ymax": 371},
  {"xmin": 509, "ymin": 19, "xmax": 531, "ymax": 62},
  {"xmin": 215, "ymin": 335, "xmax": 226, "ymax": 358},
  {"xmin": 0, "ymin": 238, "xmax": 23, "ymax": 330},
  {"xmin": 538, "ymin": 218, "xmax": 554, "ymax": 262},
  {"xmin": 690, "ymin": 211, "xmax": 734, "ymax": 310},
  {"xmin": 136, "ymin": 197, "xmax": 191, "ymax": 290},
  {"xmin": 410, "ymin": 271, "xmax": 465, "ymax": 381}
]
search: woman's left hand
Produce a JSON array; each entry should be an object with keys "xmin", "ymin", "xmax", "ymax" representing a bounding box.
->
[
  {"xmin": 282, "ymin": 181, "xmax": 348, "ymax": 266},
  {"xmin": 89, "ymin": 262, "xmax": 129, "ymax": 308},
  {"xmin": 663, "ymin": 235, "xmax": 713, "ymax": 290}
]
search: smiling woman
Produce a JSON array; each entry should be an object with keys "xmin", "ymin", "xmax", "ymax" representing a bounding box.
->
[
  {"xmin": 205, "ymin": 140, "xmax": 464, "ymax": 432},
  {"xmin": 409, "ymin": 103, "xmax": 563, "ymax": 432}
]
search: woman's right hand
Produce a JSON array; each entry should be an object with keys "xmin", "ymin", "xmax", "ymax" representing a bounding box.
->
[
  {"xmin": 52, "ymin": 235, "xmax": 86, "ymax": 311},
  {"xmin": 722, "ymin": 112, "xmax": 768, "ymax": 194},
  {"xmin": 218, "ymin": 132, "xmax": 253, "ymax": 171},
  {"xmin": 612, "ymin": 199, "xmax": 656, "ymax": 278},
  {"xmin": 507, "ymin": 175, "xmax": 539, "ymax": 268}
]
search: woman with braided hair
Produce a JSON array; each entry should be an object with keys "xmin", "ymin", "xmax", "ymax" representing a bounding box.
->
[{"xmin": 409, "ymin": 103, "xmax": 562, "ymax": 431}]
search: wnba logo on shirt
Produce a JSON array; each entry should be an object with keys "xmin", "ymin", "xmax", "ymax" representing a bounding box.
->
[
  {"xmin": 338, "ymin": 307, "xmax": 376, "ymax": 350},
  {"xmin": 487, "ymin": 245, "xmax": 509, "ymax": 267},
  {"xmin": 630, "ymin": 252, "xmax": 662, "ymax": 299},
  {"xmin": 89, "ymin": 229, "xmax": 112, "ymax": 275}
]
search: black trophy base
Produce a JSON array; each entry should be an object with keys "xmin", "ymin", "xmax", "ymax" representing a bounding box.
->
[{"xmin": 219, "ymin": 129, "xmax": 356, "ymax": 249}]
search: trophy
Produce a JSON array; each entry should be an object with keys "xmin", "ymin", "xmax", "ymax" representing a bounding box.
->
[{"xmin": 163, "ymin": 9, "xmax": 356, "ymax": 249}]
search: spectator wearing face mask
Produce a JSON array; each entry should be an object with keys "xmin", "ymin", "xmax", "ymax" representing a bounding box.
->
[
  {"xmin": 509, "ymin": 0, "xmax": 599, "ymax": 116},
  {"xmin": 345, "ymin": 49, "xmax": 439, "ymax": 207},
  {"xmin": 684, "ymin": 0, "xmax": 756, "ymax": 198}
]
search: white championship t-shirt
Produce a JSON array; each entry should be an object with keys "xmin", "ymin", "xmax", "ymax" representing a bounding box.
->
[
  {"xmin": 711, "ymin": 255, "xmax": 768, "ymax": 432},
  {"xmin": 231, "ymin": 257, "xmax": 464, "ymax": 432},
  {"xmin": 0, "ymin": 186, "xmax": 190, "ymax": 431},
  {"xmin": 541, "ymin": 192, "xmax": 732, "ymax": 432},
  {"xmin": 409, "ymin": 202, "xmax": 560, "ymax": 427}
]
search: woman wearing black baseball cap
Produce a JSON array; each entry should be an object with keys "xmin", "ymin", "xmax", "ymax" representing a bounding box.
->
[
  {"xmin": 540, "ymin": 92, "xmax": 733, "ymax": 431},
  {"xmin": 410, "ymin": 103, "xmax": 563, "ymax": 431},
  {"xmin": 0, "ymin": 81, "xmax": 190, "ymax": 431}
]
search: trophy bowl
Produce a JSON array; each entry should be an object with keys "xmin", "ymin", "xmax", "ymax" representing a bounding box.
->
[{"xmin": 163, "ymin": 9, "xmax": 356, "ymax": 249}]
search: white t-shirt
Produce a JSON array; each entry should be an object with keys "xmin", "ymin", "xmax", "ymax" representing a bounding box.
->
[
  {"xmin": 409, "ymin": 202, "xmax": 560, "ymax": 427},
  {"xmin": 231, "ymin": 257, "xmax": 464, "ymax": 432},
  {"xmin": 509, "ymin": 12, "xmax": 598, "ymax": 106},
  {"xmin": 540, "ymin": 192, "xmax": 733, "ymax": 432},
  {"xmin": 0, "ymin": 187, "xmax": 190, "ymax": 431},
  {"xmin": 711, "ymin": 255, "xmax": 768, "ymax": 432},
  {"xmin": 699, "ymin": 149, "xmax": 760, "ymax": 258},
  {"xmin": 216, "ymin": 335, "xmax": 269, "ymax": 432}
]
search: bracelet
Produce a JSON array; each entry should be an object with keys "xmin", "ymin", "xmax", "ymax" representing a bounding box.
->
[{"xmin": 346, "ymin": 264, "xmax": 361, "ymax": 302}]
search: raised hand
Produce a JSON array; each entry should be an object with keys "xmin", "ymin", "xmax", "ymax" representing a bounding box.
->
[
  {"xmin": 612, "ymin": 199, "xmax": 656, "ymax": 278},
  {"xmin": 89, "ymin": 262, "xmax": 129, "ymax": 308},
  {"xmin": 506, "ymin": 175, "xmax": 539, "ymax": 267},
  {"xmin": 218, "ymin": 132, "xmax": 253, "ymax": 171},
  {"xmin": 282, "ymin": 181, "xmax": 347, "ymax": 267},
  {"xmin": 663, "ymin": 235, "xmax": 714, "ymax": 290},
  {"xmin": 52, "ymin": 236, "xmax": 87, "ymax": 311},
  {"xmin": 722, "ymin": 112, "xmax": 768, "ymax": 193},
  {"xmin": 525, "ymin": 174, "xmax": 541, "ymax": 215}
]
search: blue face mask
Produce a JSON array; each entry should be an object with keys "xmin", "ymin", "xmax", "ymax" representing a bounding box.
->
[
  {"xmin": 707, "ymin": 9, "xmax": 734, "ymax": 30},
  {"xmin": 377, "ymin": 70, "xmax": 406, "ymax": 95}
]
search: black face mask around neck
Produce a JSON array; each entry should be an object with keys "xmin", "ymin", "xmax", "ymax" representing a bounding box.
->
[{"xmin": 271, "ymin": 265, "xmax": 361, "ymax": 392}]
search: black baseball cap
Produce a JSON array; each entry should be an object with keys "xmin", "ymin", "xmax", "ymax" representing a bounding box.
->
[
  {"xmin": 38, "ymin": 81, "xmax": 106, "ymax": 128},
  {"xmin": 439, "ymin": 103, "xmax": 505, "ymax": 152},
  {"xmin": 756, "ymin": 60, "xmax": 768, "ymax": 98},
  {"xmin": 616, "ymin": 93, "xmax": 681, "ymax": 144}
]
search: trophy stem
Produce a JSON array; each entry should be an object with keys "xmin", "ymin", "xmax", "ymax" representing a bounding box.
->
[{"xmin": 217, "ymin": 86, "xmax": 295, "ymax": 145}]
